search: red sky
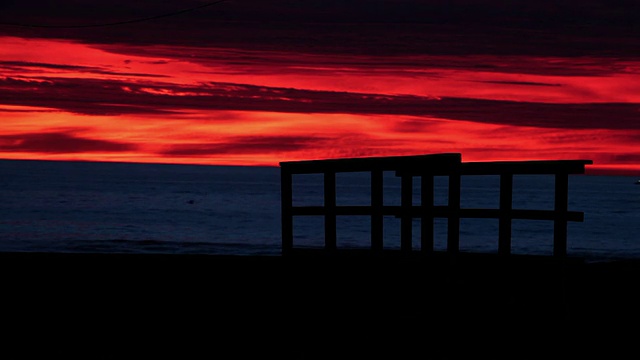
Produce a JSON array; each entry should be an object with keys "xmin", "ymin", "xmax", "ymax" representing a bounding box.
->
[{"xmin": 1, "ymin": 0, "xmax": 639, "ymax": 175}]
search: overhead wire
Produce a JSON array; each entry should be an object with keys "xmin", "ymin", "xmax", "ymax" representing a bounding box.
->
[{"xmin": 0, "ymin": 0, "xmax": 227, "ymax": 28}]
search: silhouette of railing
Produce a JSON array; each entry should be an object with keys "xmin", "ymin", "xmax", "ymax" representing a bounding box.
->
[{"xmin": 280, "ymin": 153, "xmax": 592, "ymax": 257}]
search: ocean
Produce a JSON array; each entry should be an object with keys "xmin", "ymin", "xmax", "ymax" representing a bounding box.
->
[{"xmin": 0, "ymin": 159, "xmax": 638, "ymax": 262}]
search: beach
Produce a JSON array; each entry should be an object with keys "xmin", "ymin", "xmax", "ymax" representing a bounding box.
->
[
  {"xmin": 3, "ymin": 250, "xmax": 638, "ymax": 327},
  {"xmin": 2, "ymin": 250, "xmax": 638, "ymax": 357}
]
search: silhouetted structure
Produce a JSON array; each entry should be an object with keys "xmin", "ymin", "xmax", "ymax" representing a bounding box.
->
[{"xmin": 280, "ymin": 153, "xmax": 592, "ymax": 257}]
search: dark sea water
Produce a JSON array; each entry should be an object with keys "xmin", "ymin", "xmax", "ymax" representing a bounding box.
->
[{"xmin": 0, "ymin": 159, "xmax": 638, "ymax": 262}]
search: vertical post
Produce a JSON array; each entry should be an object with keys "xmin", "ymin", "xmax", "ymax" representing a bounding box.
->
[
  {"xmin": 553, "ymin": 172, "xmax": 569, "ymax": 257},
  {"xmin": 447, "ymin": 171, "xmax": 461, "ymax": 253},
  {"xmin": 400, "ymin": 174, "xmax": 413, "ymax": 252},
  {"xmin": 281, "ymin": 167, "xmax": 293, "ymax": 254},
  {"xmin": 498, "ymin": 173, "xmax": 513, "ymax": 255},
  {"xmin": 420, "ymin": 175, "xmax": 434, "ymax": 253},
  {"xmin": 371, "ymin": 170, "xmax": 384, "ymax": 251},
  {"xmin": 324, "ymin": 171, "xmax": 337, "ymax": 251}
]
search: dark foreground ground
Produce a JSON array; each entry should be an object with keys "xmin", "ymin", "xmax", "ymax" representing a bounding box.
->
[{"xmin": 2, "ymin": 250, "xmax": 638, "ymax": 355}]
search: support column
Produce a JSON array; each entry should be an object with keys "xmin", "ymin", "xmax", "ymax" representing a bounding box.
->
[
  {"xmin": 447, "ymin": 172, "xmax": 461, "ymax": 253},
  {"xmin": 498, "ymin": 173, "xmax": 513, "ymax": 255},
  {"xmin": 371, "ymin": 170, "xmax": 384, "ymax": 251},
  {"xmin": 401, "ymin": 174, "xmax": 413, "ymax": 252},
  {"xmin": 281, "ymin": 168, "xmax": 293, "ymax": 254},
  {"xmin": 553, "ymin": 172, "xmax": 569, "ymax": 257},
  {"xmin": 324, "ymin": 171, "xmax": 337, "ymax": 251},
  {"xmin": 420, "ymin": 175, "xmax": 434, "ymax": 253}
]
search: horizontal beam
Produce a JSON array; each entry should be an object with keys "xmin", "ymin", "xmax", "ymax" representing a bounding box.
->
[
  {"xmin": 281, "ymin": 153, "xmax": 592, "ymax": 175},
  {"xmin": 280, "ymin": 153, "xmax": 461, "ymax": 174},
  {"xmin": 460, "ymin": 160, "xmax": 593, "ymax": 175},
  {"xmin": 290, "ymin": 206, "xmax": 584, "ymax": 222}
]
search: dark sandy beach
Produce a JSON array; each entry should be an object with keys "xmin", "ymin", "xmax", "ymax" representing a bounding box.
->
[
  {"xmin": 2, "ymin": 250, "xmax": 638, "ymax": 357},
  {"xmin": 3, "ymin": 250, "xmax": 638, "ymax": 328}
]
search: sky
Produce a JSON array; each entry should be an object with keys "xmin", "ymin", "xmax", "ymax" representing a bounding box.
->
[{"xmin": 0, "ymin": 0, "xmax": 639, "ymax": 175}]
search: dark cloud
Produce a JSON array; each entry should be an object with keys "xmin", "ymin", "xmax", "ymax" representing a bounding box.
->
[
  {"xmin": 611, "ymin": 153, "xmax": 640, "ymax": 163},
  {"xmin": 99, "ymin": 46, "xmax": 636, "ymax": 78},
  {"xmin": 0, "ymin": 61, "xmax": 101, "ymax": 71},
  {"xmin": 0, "ymin": 61, "xmax": 169, "ymax": 78},
  {"xmin": 418, "ymin": 99, "xmax": 640, "ymax": 131},
  {"xmin": 160, "ymin": 135, "xmax": 325, "ymax": 156},
  {"xmin": 1, "ymin": 1, "xmax": 639, "ymax": 57},
  {"xmin": 0, "ymin": 77, "xmax": 182, "ymax": 115},
  {"xmin": 2, "ymin": 76, "xmax": 639, "ymax": 130},
  {"xmin": 473, "ymin": 80, "xmax": 562, "ymax": 87},
  {"xmin": 0, "ymin": 130, "xmax": 137, "ymax": 153},
  {"xmin": 0, "ymin": 107, "xmax": 52, "ymax": 113}
]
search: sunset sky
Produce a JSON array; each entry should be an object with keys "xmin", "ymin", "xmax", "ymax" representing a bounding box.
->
[{"xmin": 1, "ymin": 0, "xmax": 638, "ymax": 175}]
